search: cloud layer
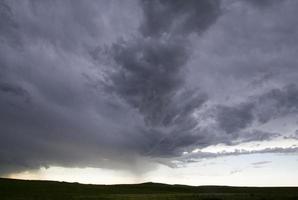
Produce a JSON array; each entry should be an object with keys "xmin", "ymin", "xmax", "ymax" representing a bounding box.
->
[{"xmin": 1, "ymin": 0, "xmax": 298, "ymax": 175}]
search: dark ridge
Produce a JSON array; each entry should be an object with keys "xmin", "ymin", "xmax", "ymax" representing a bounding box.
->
[{"xmin": 1, "ymin": 178, "xmax": 298, "ymax": 200}]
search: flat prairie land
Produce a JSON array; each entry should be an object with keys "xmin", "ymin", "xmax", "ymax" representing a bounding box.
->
[{"xmin": 1, "ymin": 178, "xmax": 297, "ymax": 200}]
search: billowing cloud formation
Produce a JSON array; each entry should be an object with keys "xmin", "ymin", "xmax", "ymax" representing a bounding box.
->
[
  {"xmin": 210, "ymin": 84, "xmax": 298, "ymax": 137},
  {"xmin": 105, "ymin": 0, "xmax": 220, "ymax": 156},
  {"xmin": 109, "ymin": 0, "xmax": 220, "ymax": 128},
  {"xmin": 1, "ymin": 0, "xmax": 298, "ymax": 176}
]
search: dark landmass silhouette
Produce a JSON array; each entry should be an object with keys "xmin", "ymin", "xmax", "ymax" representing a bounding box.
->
[{"xmin": 1, "ymin": 178, "xmax": 297, "ymax": 200}]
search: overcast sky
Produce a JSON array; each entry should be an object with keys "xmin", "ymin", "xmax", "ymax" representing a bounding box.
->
[{"xmin": 1, "ymin": 0, "xmax": 298, "ymax": 186}]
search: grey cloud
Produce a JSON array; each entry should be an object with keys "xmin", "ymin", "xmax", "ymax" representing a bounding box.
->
[
  {"xmin": 238, "ymin": 130, "xmax": 280, "ymax": 143},
  {"xmin": 0, "ymin": 0, "xmax": 19, "ymax": 44},
  {"xmin": 12, "ymin": 1, "xmax": 99, "ymax": 50},
  {"xmin": 0, "ymin": 0, "xmax": 148, "ymax": 175},
  {"xmin": 0, "ymin": 0, "xmax": 222, "ymax": 175},
  {"xmin": 108, "ymin": 0, "xmax": 221, "ymax": 128},
  {"xmin": 284, "ymin": 130, "xmax": 298, "ymax": 140},
  {"xmin": 110, "ymin": 37, "xmax": 189, "ymax": 126},
  {"xmin": 178, "ymin": 146, "xmax": 298, "ymax": 165},
  {"xmin": 105, "ymin": 0, "xmax": 221, "ymax": 157},
  {"xmin": 215, "ymin": 103, "xmax": 254, "ymax": 134},
  {"xmin": 294, "ymin": 130, "xmax": 298, "ymax": 139},
  {"xmin": 140, "ymin": 0, "xmax": 221, "ymax": 37},
  {"xmin": 107, "ymin": 37, "xmax": 209, "ymax": 155},
  {"xmin": 244, "ymin": 0, "xmax": 282, "ymax": 8},
  {"xmin": 204, "ymin": 84, "xmax": 298, "ymax": 142},
  {"xmin": 1, "ymin": 0, "xmax": 298, "ymax": 177},
  {"xmin": 255, "ymin": 84, "xmax": 298, "ymax": 123},
  {"xmin": 0, "ymin": 82, "xmax": 29, "ymax": 101},
  {"xmin": 188, "ymin": 0, "xmax": 298, "ymax": 101}
]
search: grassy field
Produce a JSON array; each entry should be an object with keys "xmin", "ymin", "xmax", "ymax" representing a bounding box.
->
[{"xmin": 1, "ymin": 178, "xmax": 298, "ymax": 200}]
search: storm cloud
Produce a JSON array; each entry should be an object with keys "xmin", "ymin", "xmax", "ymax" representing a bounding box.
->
[
  {"xmin": 1, "ymin": 0, "xmax": 298, "ymax": 176},
  {"xmin": 105, "ymin": 0, "xmax": 221, "ymax": 155},
  {"xmin": 140, "ymin": 0, "xmax": 220, "ymax": 37}
]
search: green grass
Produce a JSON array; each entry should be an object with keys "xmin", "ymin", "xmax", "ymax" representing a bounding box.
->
[{"xmin": 1, "ymin": 178, "xmax": 298, "ymax": 200}]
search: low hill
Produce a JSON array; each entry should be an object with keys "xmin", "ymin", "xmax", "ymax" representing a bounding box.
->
[{"xmin": 1, "ymin": 178, "xmax": 297, "ymax": 200}]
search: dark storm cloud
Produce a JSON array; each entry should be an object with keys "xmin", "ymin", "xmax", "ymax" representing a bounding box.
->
[
  {"xmin": 215, "ymin": 103, "xmax": 254, "ymax": 134},
  {"xmin": 0, "ymin": 82, "xmax": 29, "ymax": 100},
  {"xmin": 255, "ymin": 84, "xmax": 298, "ymax": 123},
  {"xmin": 0, "ymin": 1, "xmax": 18, "ymax": 44},
  {"xmin": 205, "ymin": 84, "xmax": 298, "ymax": 141},
  {"xmin": 140, "ymin": 0, "xmax": 221, "ymax": 37},
  {"xmin": 109, "ymin": 38, "xmax": 209, "ymax": 128},
  {"xmin": 106, "ymin": 0, "xmax": 221, "ymax": 156},
  {"xmin": 0, "ymin": 0, "xmax": 222, "ymax": 175},
  {"xmin": 110, "ymin": 38, "xmax": 189, "ymax": 126},
  {"xmin": 0, "ymin": 0, "xmax": 146, "ymax": 175},
  {"xmin": 108, "ymin": 0, "xmax": 221, "ymax": 128},
  {"xmin": 1, "ymin": 0, "xmax": 298, "ymax": 176},
  {"xmin": 239, "ymin": 130, "xmax": 280, "ymax": 143},
  {"xmin": 244, "ymin": 0, "xmax": 282, "ymax": 8}
]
